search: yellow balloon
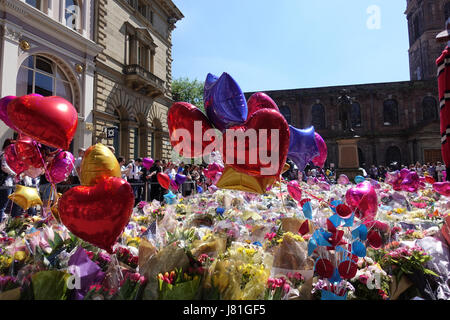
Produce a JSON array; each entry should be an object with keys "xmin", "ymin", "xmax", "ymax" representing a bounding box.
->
[
  {"xmin": 216, "ymin": 166, "xmax": 276, "ymax": 194},
  {"xmin": 8, "ymin": 185, "xmax": 43, "ymax": 210},
  {"xmin": 80, "ymin": 143, "xmax": 121, "ymax": 186}
]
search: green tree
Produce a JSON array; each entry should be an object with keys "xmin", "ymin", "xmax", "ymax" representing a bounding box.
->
[{"xmin": 172, "ymin": 77, "xmax": 205, "ymax": 113}]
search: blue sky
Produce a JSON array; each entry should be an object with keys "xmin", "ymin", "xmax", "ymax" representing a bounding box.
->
[{"xmin": 171, "ymin": 0, "xmax": 411, "ymax": 93}]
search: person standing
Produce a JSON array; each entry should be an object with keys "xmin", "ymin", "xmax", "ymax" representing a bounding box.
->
[
  {"xmin": 148, "ymin": 160, "xmax": 163, "ymax": 202},
  {"xmin": 0, "ymin": 139, "xmax": 22, "ymax": 221},
  {"xmin": 127, "ymin": 158, "xmax": 143, "ymax": 205},
  {"xmin": 436, "ymin": 161, "xmax": 446, "ymax": 182}
]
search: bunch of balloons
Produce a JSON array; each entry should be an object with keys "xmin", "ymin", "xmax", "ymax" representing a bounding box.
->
[
  {"xmin": 58, "ymin": 144, "xmax": 134, "ymax": 253},
  {"xmin": 168, "ymin": 72, "xmax": 328, "ymax": 194},
  {"xmin": 287, "ymin": 177, "xmax": 383, "ymax": 300},
  {"xmin": 0, "ymin": 94, "xmax": 78, "ymax": 210}
]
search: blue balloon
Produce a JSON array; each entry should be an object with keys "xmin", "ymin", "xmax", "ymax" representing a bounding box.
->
[
  {"xmin": 287, "ymin": 126, "xmax": 319, "ymax": 172},
  {"xmin": 203, "ymin": 72, "xmax": 248, "ymax": 132},
  {"xmin": 175, "ymin": 173, "xmax": 187, "ymax": 185},
  {"xmin": 177, "ymin": 167, "xmax": 184, "ymax": 173},
  {"xmin": 351, "ymin": 240, "xmax": 366, "ymax": 257},
  {"xmin": 302, "ymin": 201, "xmax": 313, "ymax": 220},
  {"xmin": 355, "ymin": 175, "xmax": 365, "ymax": 184},
  {"xmin": 197, "ymin": 185, "xmax": 203, "ymax": 193},
  {"xmin": 164, "ymin": 191, "xmax": 176, "ymax": 205}
]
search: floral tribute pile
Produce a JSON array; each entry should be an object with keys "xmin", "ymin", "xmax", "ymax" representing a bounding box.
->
[{"xmin": 0, "ymin": 176, "xmax": 449, "ymax": 300}]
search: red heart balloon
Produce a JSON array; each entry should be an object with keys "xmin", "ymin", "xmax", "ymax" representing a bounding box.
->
[
  {"xmin": 222, "ymin": 108, "xmax": 290, "ymax": 177},
  {"xmin": 246, "ymin": 92, "xmax": 280, "ymax": 119},
  {"xmin": 14, "ymin": 135, "xmax": 45, "ymax": 169},
  {"xmin": 7, "ymin": 95, "xmax": 78, "ymax": 150},
  {"xmin": 157, "ymin": 172, "xmax": 171, "ymax": 190},
  {"xmin": 168, "ymin": 102, "xmax": 216, "ymax": 158},
  {"xmin": 3, "ymin": 144, "xmax": 28, "ymax": 175},
  {"xmin": 59, "ymin": 177, "xmax": 134, "ymax": 253}
]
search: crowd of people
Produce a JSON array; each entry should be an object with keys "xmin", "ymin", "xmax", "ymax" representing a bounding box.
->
[{"xmin": 1, "ymin": 137, "xmax": 448, "ymax": 222}]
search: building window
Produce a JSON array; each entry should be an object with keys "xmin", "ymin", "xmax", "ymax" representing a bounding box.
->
[
  {"xmin": 134, "ymin": 127, "xmax": 139, "ymax": 159},
  {"xmin": 137, "ymin": 0, "xmax": 147, "ymax": 17},
  {"xmin": 351, "ymin": 102, "xmax": 362, "ymax": 128},
  {"xmin": 445, "ymin": 2, "xmax": 450, "ymax": 21},
  {"xmin": 65, "ymin": 0, "xmax": 82, "ymax": 31},
  {"xmin": 311, "ymin": 103, "xmax": 325, "ymax": 129},
  {"xmin": 422, "ymin": 96, "xmax": 438, "ymax": 121},
  {"xmin": 279, "ymin": 105, "xmax": 292, "ymax": 124},
  {"xmin": 16, "ymin": 55, "xmax": 73, "ymax": 105},
  {"xmin": 25, "ymin": 0, "xmax": 42, "ymax": 10},
  {"xmin": 383, "ymin": 99, "xmax": 399, "ymax": 126}
]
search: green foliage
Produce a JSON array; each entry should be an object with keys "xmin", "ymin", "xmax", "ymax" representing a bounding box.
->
[{"xmin": 172, "ymin": 77, "xmax": 205, "ymax": 113}]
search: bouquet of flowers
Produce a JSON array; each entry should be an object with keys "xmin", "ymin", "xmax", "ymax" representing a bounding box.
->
[
  {"xmin": 157, "ymin": 267, "xmax": 202, "ymax": 300},
  {"xmin": 311, "ymin": 279, "xmax": 355, "ymax": 300},
  {"xmin": 348, "ymin": 257, "xmax": 390, "ymax": 300},
  {"xmin": 114, "ymin": 247, "xmax": 138, "ymax": 270}
]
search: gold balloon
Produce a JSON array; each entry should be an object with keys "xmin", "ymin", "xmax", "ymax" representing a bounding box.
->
[
  {"xmin": 216, "ymin": 166, "xmax": 277, "ymax": 194},
  {"xmin": 8, "ymin": 185, "xmax": 43, "ymax": 210},
  {"xmin": 80, "ymin": 143, "xmax": 121, "ymax": 186}
]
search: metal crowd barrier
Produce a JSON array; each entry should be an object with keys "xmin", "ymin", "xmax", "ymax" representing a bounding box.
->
[{"xmin": 1, "ymin": 181, "xmax": 200, "ymax": 202}]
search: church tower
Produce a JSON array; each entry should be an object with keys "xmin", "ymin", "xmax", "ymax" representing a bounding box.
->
[{"xmin": 406, "ymin": 0, "xmax": 449, "ymax": 80}]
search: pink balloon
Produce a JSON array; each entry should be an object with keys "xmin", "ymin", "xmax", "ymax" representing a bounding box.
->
[
  {"xmin": 400, "ymin": 171, "xmax": 420, "ymax": 193},
  {"xmin": 337, "ymin": 174, "xmax": 350, "ymax": 185},
  {"xmin": 24, "ymin": 166, "xmax": 44, "ymax": 178},
  {"xmin": 311, "ymin": 132, "xmax": 327, "ymax": 168},
  {"xmin": 433, "ymin": 182, "xmax": 450, "ymax": 197},
  {"xmin": 142, "ymin": 157, "xmax": 154, "ymax": 170},
  {"xmin": 0, "ymin": 96, "xmax": 18, "ymax": 131},
  {"xmin": 4, "ymin": 144, "xmax": 28, "ymax": 175},
  {"xmin": 212, "ymin": 172, "xmax": 222, "ymax": 185},
  {"xmin": 287, "ymin": 180, "xmax": 302, "ymax": 201},
  {"xmin": 399, "ymin": 168, "xmax": 410, "ymax": 179},
  {"xmin": 45, "ymin": 151, "xmax": 74, "ymax": 184},
  {"xmin": 204, "ymin": 163, "xmax": 224, "ymax": 180},
  {"xmin": 345, "ymin": 181, "xmax": 378, "ymax": 220},
  {"xmin": 318, "ymin": 181, "xmax": 330, "ymax": 191}
]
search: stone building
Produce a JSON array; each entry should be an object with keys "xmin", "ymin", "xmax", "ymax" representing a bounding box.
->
[
  {"xmin": 92, "ymin": 0, "xmax": 183, "ymax": 161},
  {"xmin": 0, "ymin": 0, "xmax": 102, "ymax": 153},
  {"xmin": 246, "ymin": 0, "xmax": 446, "ymax": 168}
]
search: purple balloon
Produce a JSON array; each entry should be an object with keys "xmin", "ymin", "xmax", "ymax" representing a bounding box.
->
[
  {"xmin": 400, "ymin": 171, "xmax": 420, "ymax": 193},
  {"xmin": 399, "ymin": 168, "xmax": 410, "ymax": 179},
  {"xmin": 287, "ymin": 125, "xmax": 319, "ymax": 172},
  {"xmin": 45, "ymin": 150, "xmax": 74, "ymax": 184},
  {"xmin": 203, "ymin": 73, "xmax": 248, "ymax": 132},
  {"xmin": 170, "ymin": 179, "xmax": 179, "ymax": 191},
  {"xmin": 0, "ymin": 96, "xmax": 18, "ymax": 130},
  {"xmin": 142, "ymin": 157, "xmax": 154, "ymax": 170},
  {"xmin": 175, "ymin": 173, "xmax": 187, "ymax": 185}
]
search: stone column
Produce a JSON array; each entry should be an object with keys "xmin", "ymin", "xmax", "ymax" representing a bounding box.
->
[
  {"xmin": 0, "ymin": 23, "xmax": 21, "ymax": 147},
  {"xmin": 335, "ymin": 137, "xmax": 364, "ymax": 181}
]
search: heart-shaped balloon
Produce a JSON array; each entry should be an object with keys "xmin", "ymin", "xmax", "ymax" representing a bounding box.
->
[
  {"xmin": 345, "ymin": 181, "xmax": 378, "ymax": 220},
  {"xmin": 175, "ymin": 173, "xmax": 187, "ymax": 185},
  {"xmin": 59, "ymin": 177, "xmax": 134, "ymax": 253},
  {"xmin": 81, "ymin": 144, "xmax": 121, "ymax": 186},
  {"xmin": 164, "ymin": 190, "xmax": 176, "ymax": 204},
  {"xmin": 203, "ymin": 72, "xmax": 248, "ymax": 132},
  {"xmin": 204, "ymin": 162, "xmax": 224, "ymax": 180},
  {"xmin": 0, "ymin": 96, "xmax": 18, "ymax": 130},
  {"xmin": 142, "ymin": 157, "xmax": 154, "ymax": 170},
  {"xmin": 8, "ymin": 95, "xmax": 78, "ymax": 150},
  {"xmin": 170, "ymin": 179, "xmax": 179, "ymax": 191},
  {"xmin": 433, "ymin": 181, "xmax": 450, "ymax": 197},
  {"xmin": 157, "ymin": 173, "xmax": 171, "ymax": 189},
  {"xmin": 222, "ymin": 108, "xmax": 290, "ymax": 177},
  {"xmin": 4, "ymin": 144, "xmax": 28, "ymax": 175},
  {"xmin": 311, "ymin": 132, "xmax": 327, "ymax": 168},
  {"xmin": 168, "ymin": 102, "xmax": 216, "ymax": 158},
  {"xmin": 46, "ymin": 151, "xmax": 75, "ymax": 184},
  {"xmin": 287, "ymin": 126, "xmax": 319, "ymax": 172},
  {"xmin": 400, "ymin": 171, "xmax": 420, "ymax": 193},
  {"xmin": 216, "ymin": 165, "xmax": 275, "ymax": 194},
  {"xmin": 287, "ymin": 180, "xmax": 302, "ymax": 201},
  {"xmin": 14, "ymin": 135, "xmax": 44, "ymax": 169},
  {"xmin": 246, "ymin": 92, "xmax": 279, "ymax": 119}
]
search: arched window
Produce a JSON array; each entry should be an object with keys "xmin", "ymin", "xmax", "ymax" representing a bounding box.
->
[
  {"xmin": 311, "ymin": 103, "xmax": 325, "ymax": 129},
  {"xmin": 445, "ymin": 2, "xmax": 450, "ymax": 21},
  {"xmin": 151, "ymin": 118, "xmax": 163, "ymax": 159},
  {"xmin": 422, "ymin": 96, "xmax": 438, "ymax": 121},
  {"xmin": 383, "ymin": 99, "xmax": 399, "ymax": 126},
  {"xmin": 16, "ymin": 55, "xmax": 73, "ymax": 104},
  {"xmin": 385, "ymin": 146, "xmax": 402, "ymax": 166},
  {"xmin": 65, "ymin": 0, "xmax": 81, "ymax": 31},
  {"xmin": 279, "ymin": 105, "xmax": 292, "ymax": 124},
  {"xmin": 351, "ymin": 102, "xmax": 362, "ymax": 128}
]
